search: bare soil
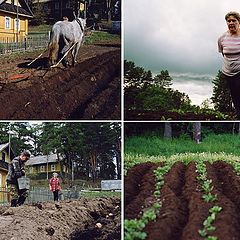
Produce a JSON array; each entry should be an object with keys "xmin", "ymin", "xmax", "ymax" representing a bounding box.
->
[
  {"xmin": 0, "ymin": 41, "xmax": 121, "ymax": 120},
  {"xmin": 124, "ymin": 161, "xmax": 240, "ymax": 240},
  {"xmin": 0, "ymin": 197, "xmax": 121, "ymax": 240}
]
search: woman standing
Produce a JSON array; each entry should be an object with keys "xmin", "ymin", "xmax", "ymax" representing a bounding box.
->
[
  {"xmin": 218, "ymin": 11, "xmax": 240, "ymax": 119},
  {"xmin": 49, "ymin": 172, "xmax": 61, "ymax": 202}
]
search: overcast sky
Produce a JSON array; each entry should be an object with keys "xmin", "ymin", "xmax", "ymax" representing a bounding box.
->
[
  {"xmin": 124, "ymin": 1, "xmax": 240, "ymax": 104},
  {"xmin": 124, "ymin": 0, "xmax": 240, "ymax": 74}
]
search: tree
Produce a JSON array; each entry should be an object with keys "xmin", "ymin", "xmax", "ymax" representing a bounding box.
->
[
  {"xmin": 153, "ymin": 70, "xmax": 172, "ymax": 88},
  {"xmin": 164, "ymin": 123, "xmax": 172, "ymax": 139},
  {"xmin": 212, "ymin": 71, "xmax": 233, "ymax": 113},
  {"xmin": 193, "ymin": 122, "xmax": 201, "ymax": 144}
]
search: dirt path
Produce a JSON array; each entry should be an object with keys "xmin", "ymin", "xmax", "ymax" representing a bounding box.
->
[
  {"xmin": 0, "ymin": 43, "xmax": 121, "ymax": 120},
  {"xmin": 0, "ymin": 197, "xmax": 120, "ymax": 240}
]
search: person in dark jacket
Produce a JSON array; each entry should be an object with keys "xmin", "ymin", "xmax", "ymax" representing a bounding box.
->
[{"xmin": 6, "ymin": 151, "xmax": 30, "ymax": 207}]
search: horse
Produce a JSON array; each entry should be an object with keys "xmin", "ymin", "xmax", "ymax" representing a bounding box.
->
[{"xmin": 48, "ymin": 17, "xmax": 86, "ymax": 67}]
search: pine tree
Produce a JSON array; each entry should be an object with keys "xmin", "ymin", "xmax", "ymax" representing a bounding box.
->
[
  {"xmin": 211, "ymin": 71, "xmax": 233, "ymax": 113},
  {"xmin": 153, "ymin": 70, "xmax": 173, "ymax": 88}
]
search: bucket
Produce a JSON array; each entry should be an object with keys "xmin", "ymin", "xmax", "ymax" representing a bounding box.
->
[{"xmin": 17, "ymin": 177, "xmax": 30, "ymax": 190}]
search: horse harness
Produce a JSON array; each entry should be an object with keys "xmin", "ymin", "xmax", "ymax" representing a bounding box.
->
[{"xmin": 75, "ymin": 18, "xmax": 84, "ymax": 33}]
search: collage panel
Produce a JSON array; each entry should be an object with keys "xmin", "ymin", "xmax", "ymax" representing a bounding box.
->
[
  {"xmin": 124, "ymin": 0, "xmax": 240, "ymax": 121},
  {"xmin": 0, "ymin": 121, "xmax": 122, "ymax": 240},
  {"xmin": 124, "ymin": 122, "xmax": 240, "ymax": 240},
  {"xmin": 0, "ymin": 0, "xmax": 121, "ymax": 120}
]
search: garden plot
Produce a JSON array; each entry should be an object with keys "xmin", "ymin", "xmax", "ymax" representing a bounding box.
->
[
  {"xmin": 0, "ymin": 197, "xmax": 121, "ymax": 240},
  {"xmin": 0, "ymin": 42, "xmax": 120, "ymax": 120},
  {"xmin": 125, "ymin": 160, "xmax": 240, "ymax": 240}
]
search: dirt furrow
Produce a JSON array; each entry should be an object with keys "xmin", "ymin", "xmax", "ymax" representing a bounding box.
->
[
  {"xmin": 179, "ymin": 162, "xmax": 211, "ymax": 240},
  {"xmin": 124, "ymin": 163, "xmax": 161, "ymax": 220},
  {"xmin": 207, "ymin": 161, "xmax": 240, "ymax": 240},
  {"xmin": 145, "ymin": 162, "xmax": 188, "ymax": 240},
  {"xmin": 0, "ymin": 49, "xmax": 120, "ymax": 120}
]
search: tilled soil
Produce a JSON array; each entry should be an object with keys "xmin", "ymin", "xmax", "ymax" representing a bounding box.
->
[
  {"xmin": 0, "ymin": 42, "xmax": 121, "ymax": 120},
  {"xmin": 0, "ymin": 197, "xmax": 121, "ymax": 240},
  {"xmin": 124, "ymin": 161, "xmax": 240, "ymax": 240}
]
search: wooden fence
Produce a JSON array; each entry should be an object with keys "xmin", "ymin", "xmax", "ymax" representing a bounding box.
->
[{"xmin": 0, "ymin": 33, "xmax": 50, "ymax": 55}]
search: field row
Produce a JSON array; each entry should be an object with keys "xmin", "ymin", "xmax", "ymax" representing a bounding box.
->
[{"xmin": 124, "ymin": 160, "xmax": 240, "ymax": 240}]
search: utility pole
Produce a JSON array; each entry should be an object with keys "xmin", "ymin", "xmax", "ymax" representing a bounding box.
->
[
  {"xmin": 8, "ymin": 125, "xmax": 11, "ymax": 161},
  {"xmin": 16, "ymin": 0, "xmax": 19, "ymax": 42},
  {"xmin": 46, "ymin": 154, "xmax": 49, "ymax": 180},
  {"xmin": 71, "ymin": 160, "xmax": 74, "ymax": 182}
]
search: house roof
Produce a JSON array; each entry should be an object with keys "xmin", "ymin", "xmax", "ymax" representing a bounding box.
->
[
  {"xmin": 0, "ymin": 143, "xmax": 9, "ymax": 152},
  {"xmin": 26, "ymin": 153, "xmax": 61, "ymax": 166},
  {"xmin": 0, "ymin": 0, "xmax": 33, "ymax": 17}
]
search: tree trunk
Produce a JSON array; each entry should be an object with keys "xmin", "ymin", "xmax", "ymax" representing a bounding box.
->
[
  {"xmin": 90, "ymin": 149, "xmax": 97, "ymax": 182},
  {"xmin": 115, "ymin": 139, "xmax": 121, "ymax": 179},
  {"xmin": 164, "ymin": 122, "xmax": 172, "ymax": 139},
  {"xmin": 193, "ymin": 122, "xmax": 201, "ymax": 144}
]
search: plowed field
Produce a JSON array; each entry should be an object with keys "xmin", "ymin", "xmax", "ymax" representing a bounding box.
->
[
  {"xmin": 0, "ymin": 197, "xmax": 121, "ymax": 240},
  {"xmin": 0, "ymin": 41, "xmax": 121, "ymax": 120},
  {"xmin": 125, "ymin": 161, "xmax": 240, "ymax": 240}
]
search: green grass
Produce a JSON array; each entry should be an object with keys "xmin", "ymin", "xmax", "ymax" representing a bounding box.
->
[
  {"xmin": 29, "ymin": 24, "xmax": 51, "ymax": 33},
  {"xmin": 125, "ymin": 134, "xmax": 240, "ymax": 157},
  {"xmin": 85, "ymin": 31, "xmax": 120, "ymax": 45},
  {"xmin": 81, "ymin": 191, "xmax": 121, "ymax": 198},
  {"xmin": 125, "ymin": 134, "xmax": 240, "ymax": 172}
]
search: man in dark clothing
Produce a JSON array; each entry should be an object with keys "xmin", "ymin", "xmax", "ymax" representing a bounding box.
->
[{"xmin": 6, "ymin": 151, "xmax": 30, "ymax": 207}]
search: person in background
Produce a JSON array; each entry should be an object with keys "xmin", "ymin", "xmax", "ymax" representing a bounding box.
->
[
  {"xmin": 218, "ymin": 11, "xmax": 240, "ymax": 119},
  {"xmin": 63, "ymin": 16, "xmax": 69, "ymax": 22},
  {"xmin": 49, "ymin": 172, "xmax": 62, "ymax": 204},
  {"xmin": 6, "ymin": 151, "xmax": 30, "ymax": 207}
]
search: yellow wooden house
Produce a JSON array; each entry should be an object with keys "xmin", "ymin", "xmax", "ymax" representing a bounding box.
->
[
  {"xmin": 0, "ymin": 142, "xmax": 14, "ymax": 189},
  {"xmin": 0, "ymin": 0, "xmax": 33, "ymax": 42},
  {"xmin": 26, "ymin": 153, "xmax": 68, "ymax": 177}
]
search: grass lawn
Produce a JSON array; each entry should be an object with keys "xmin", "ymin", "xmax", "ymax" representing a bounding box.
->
[{"xmin": 125, "ymin": 134, "xmax": 240, "ymax": 172}]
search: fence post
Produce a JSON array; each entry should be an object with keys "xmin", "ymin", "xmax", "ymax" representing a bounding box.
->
[{"xmin": 24, "ymin": 37, "xmax": 27, "ymax": 51}]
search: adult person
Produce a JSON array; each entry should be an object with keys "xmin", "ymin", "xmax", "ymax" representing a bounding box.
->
[
  {"xmin": 218, "ymin": 11, "xmax": 240, "ymax": 119},
  {"xmin": 63, "ymin": 16, "xmax": 69, "ymax": 22},
  {"xmin": 6, "ymin": 151, "xmax": 30, "ymax": 207},
  {"xmin": 49, "ymin": 172, "xmax": 62, "ymax": 203}
]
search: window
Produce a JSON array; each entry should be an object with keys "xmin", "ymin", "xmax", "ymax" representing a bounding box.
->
[
  {"xmin": 51, "ymin": 164, "xmax": 56, "ymax": 171},
  {"xmin": 40, "ymin": 165, "xmax": 45, "ymax": 172},
  {"xmin": 5, "ymin": 17, "xmax": 11, "ymax": 29},
  {"xmin": 55, "ymin": 2, "xmax": 59, "ymax": 9},
  {"xmin": 29, "ymin": 167, "xmax": 34, "ymax": 173},
  {"xmin": 15, "ymin": 18, "xmax": 20, "ymax": 31}
]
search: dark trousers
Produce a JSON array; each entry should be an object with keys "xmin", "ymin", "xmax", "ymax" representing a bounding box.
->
[
  {"xmin": 224, "ymin": 72, "xmax": 240, "ymax": 119},
  {"xmin": 53, "ymin": 190, "xmax": 59, "ymax": 201}
]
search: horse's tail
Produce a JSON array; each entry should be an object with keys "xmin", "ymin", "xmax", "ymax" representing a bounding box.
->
[{"xmin": 48, "ymin": 28, "xmax": 60, "ymax": 65}]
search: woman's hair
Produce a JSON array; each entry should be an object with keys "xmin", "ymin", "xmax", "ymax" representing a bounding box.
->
[
  {"xmin": 225, "ymin": 11, "xmax": 240, "ymax": 22},
  {"xmin": 53, "ymin": 172, "xmax": 58, "ymax": 177}
]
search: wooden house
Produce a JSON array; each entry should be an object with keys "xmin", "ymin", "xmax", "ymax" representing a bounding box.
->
[
  {"xmin": 25, "ymin": 153, "xmax": 69, "ymax": 178},
  {"xmin": 0, "ymin": 143, "xmax": 14, "ymax": 188},
  {"xmin": 0, "ymin": 0, "xmax": 33, "ymax": 42}
]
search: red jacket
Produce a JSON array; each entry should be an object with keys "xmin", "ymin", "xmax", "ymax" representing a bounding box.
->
[{"xmin": 49, "ymin": 177, "xmax": 61, "ymax": 192}]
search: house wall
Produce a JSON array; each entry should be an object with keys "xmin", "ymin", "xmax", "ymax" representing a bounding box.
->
[
  {"xmin": 0, "ymin": 0, "xmax": 29, "ymax": 42},
  {"xmin": 27, "ymin": 162, "xmax": 61, "ymax": 174},
  {"xmin": 0, "ymin": 13, "xmax": 28, "ymax": 42},
  {"xmin": 0, "ymin": 170, "xmax": 7, "ymax": 188},
  {"xmin": 0, "ymin": 149, "xmax": 10, "ymax": 188}
]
